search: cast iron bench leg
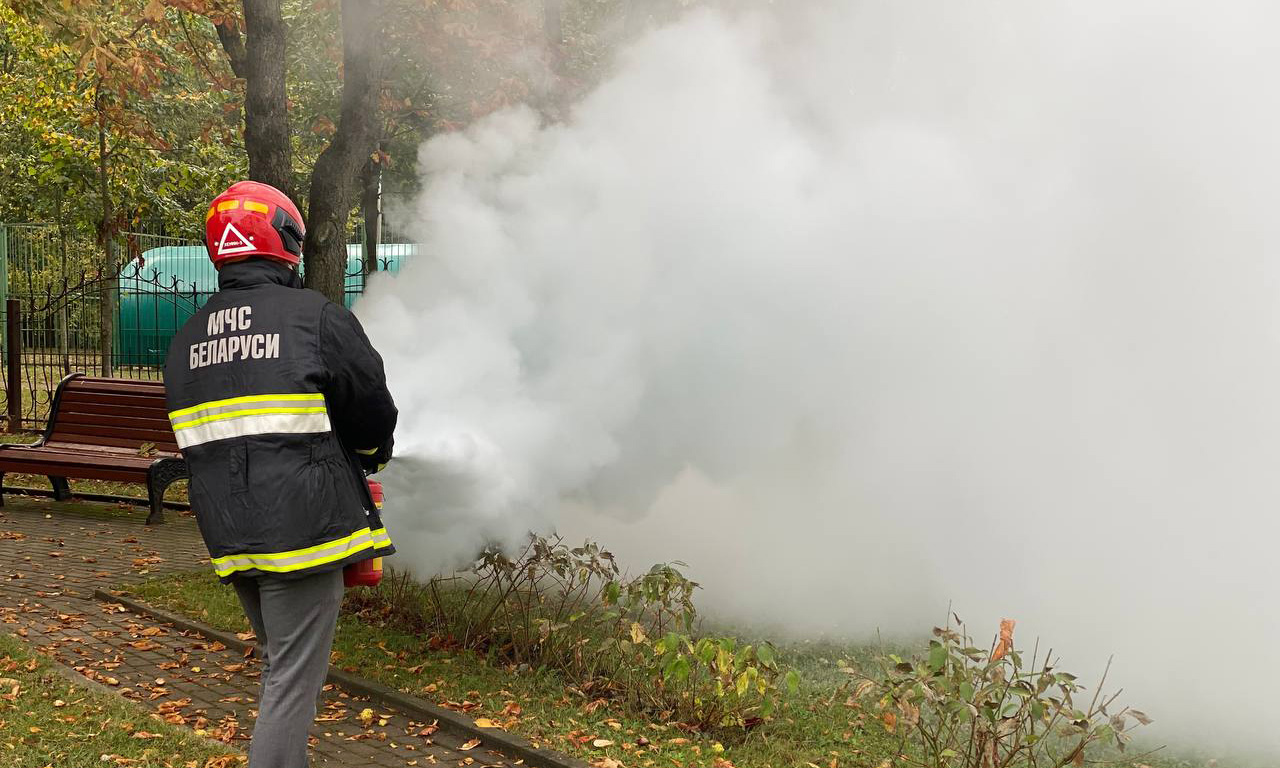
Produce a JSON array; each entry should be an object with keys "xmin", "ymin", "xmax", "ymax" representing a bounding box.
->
[
  {"xmin": 49, "ymin": 476, "xmax": 71, "ymax": 501},
  {"xmin": 146, "ymin": 459, "xmax": 189, "ymax": 526}
]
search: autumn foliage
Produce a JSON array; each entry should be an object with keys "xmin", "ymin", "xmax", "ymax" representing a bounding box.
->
[
  {"xmin": 345, "ymin": 534, "xmax": 797, "ymax": 733},
  {"xmin": 864, "ymin": 617, "xmax": 1150, "ymax": 768}
]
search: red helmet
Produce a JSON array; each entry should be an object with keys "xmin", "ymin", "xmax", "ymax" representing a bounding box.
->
[{"xmin": 204, "ymin": 181, "xmax": 305, "ymax": 268}]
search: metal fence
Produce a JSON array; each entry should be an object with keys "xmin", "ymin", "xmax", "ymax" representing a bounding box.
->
[{"xmin": 0, "ymin": 222, "xmax": 415, "ymax": 431}]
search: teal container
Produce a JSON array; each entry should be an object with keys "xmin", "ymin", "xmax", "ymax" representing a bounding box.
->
[{"xmin": 114, "ymin": 244, "xmax": 414, "ymax": 367}]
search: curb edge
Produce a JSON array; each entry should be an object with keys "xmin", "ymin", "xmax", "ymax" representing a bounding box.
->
[{"xmin": 91, "ymin": 588, "xmax": 591, "ymax": 768}]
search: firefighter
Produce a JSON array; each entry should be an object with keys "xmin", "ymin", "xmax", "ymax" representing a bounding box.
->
[{"xmin": 164, "ymin": 181, "xmax": 397, "ymax": 768}]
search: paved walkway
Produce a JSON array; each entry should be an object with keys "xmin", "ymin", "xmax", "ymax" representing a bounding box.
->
[{"xmin": 0, "ymin": 496, "xmax": 522, "ymax": 767}]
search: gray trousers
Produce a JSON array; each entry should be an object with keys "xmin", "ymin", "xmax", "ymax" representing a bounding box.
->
[{"xmin": 233, "ymin": 568, "xmax": 344, "ymax": 768}]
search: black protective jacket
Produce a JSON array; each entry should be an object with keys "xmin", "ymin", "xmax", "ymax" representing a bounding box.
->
[{"xmin": 164, "ymin": 259, "xmax": 397, "ymax": 582}]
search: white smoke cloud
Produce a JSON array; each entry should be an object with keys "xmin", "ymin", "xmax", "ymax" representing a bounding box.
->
[{"xmin": 358, "ymin": 1, "xmax": 1280, "ymax": 754}]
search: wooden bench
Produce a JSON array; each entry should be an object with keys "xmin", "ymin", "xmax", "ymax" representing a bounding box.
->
[{"xmin": 0, "ymin": 374, "xmax": 188, "ymax": 525}]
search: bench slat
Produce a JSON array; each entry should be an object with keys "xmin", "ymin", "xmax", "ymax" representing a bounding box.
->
[
  {"xmin": 0, "ymin": 447, "xmax": 157, "ymax": 466},
  {"xmin": 67, "ymin": 378, "xmax": 165, "ymax": 393},
  {"xmin": 59, "ymin": 403, "xmax": 169, "ymax": 421},
  {"xmin": 58, "ymin": 390, "xmax": 172, "ymax": 412},
  {"xmin": 0, "ymin": 459, "xmax": 149, "ymax": 481},
  {"xmin": 50, "ymin": 423, "xmax": 178, "ymax": 444},
  {"xmin": 43, "ymin": 432, "xmax": 178, "ymax": 451},
  {"xmin": 57, "ymin": 412, "xmax": 173, "ymax": 431},
  {"xmin": 0, "ymin": 443, "xmax": 154, "ymax": 461}
]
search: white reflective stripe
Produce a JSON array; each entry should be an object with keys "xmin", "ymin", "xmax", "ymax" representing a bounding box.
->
[{"xmin": 175, "ymin": 411, "xmax": 332, "ymax": 449}]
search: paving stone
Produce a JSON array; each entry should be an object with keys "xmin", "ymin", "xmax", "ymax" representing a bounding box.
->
[{"xmin": 0, "ymin": 499, "xmax": 524, "ymax": 766}]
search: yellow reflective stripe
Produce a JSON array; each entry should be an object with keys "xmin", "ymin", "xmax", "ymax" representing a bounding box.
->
[
  {"xmin": 211, "ymin": 527, "xmax": 376, "ymax": 565},
  {"xmin": 243, "ymin": 200, "xmax": 269, "ymax": 214},
  {"xmin": 205, "ymin": 206, "xmax": 217, "ymax": 221},
  {"xmin": 211, "ymin": 527, "xmax": 393, "ymax": 577},
  {"xmin": 213, "ymin": 539, "xmax": 375, "ymax": 577},
  {"xmin": 217, "ymin": 200, "xmax": 241, "ymax": 212},
  {"xmin": 172, "ymin": 406, "xmax": 328, "ymax": 431},
  {"xmin": 169, "ymin": 393, "xmax": 325, "ymax": 420}
]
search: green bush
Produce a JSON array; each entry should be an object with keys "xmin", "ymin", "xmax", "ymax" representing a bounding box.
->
[{"xmin": 345, "ymin": 534, "xmax": 795, "ymax": 733}]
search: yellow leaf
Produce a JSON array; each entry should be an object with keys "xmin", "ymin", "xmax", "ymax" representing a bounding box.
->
[
  {"xmin": 473, "ymin": 718, "xmax": 501, "ymax": 729},
  {"xmin": 629, "ymin": 623, "xmax": 646, "ymax": 644},
  {"xmin": 460, "ymin": 738, "xmax": 481, "ymax": 750}
]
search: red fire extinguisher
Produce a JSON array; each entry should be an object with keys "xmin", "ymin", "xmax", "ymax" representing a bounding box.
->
[{"xmin": 344, "ymin": 478, "xmax": 384, "ymax": 588}]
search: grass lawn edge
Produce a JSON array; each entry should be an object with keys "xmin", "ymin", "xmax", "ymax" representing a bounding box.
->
[{"xmin": 0, "ymin": 629, "xmax": 241, "ymax": 767}]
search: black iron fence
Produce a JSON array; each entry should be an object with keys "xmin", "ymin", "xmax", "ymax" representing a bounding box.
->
[{"xmin": 0, "ymin": 223, "xmax": 414, "ymax": 431}]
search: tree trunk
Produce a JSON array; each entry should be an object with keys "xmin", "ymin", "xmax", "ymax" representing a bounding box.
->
[
  {"xmin": 305, "ymin": 0, "xmax": 382, "ymax": 304},
  {"xmin": 360, "ymin": 148, "xmax": 382, "ymax": 275},
  {"xmin": 95, "ymin": 88, "xmax": 116, "ymax": 378},
  {"xmin": 219, "ymin": 0, "xmax": 292, "ymax": 194}
]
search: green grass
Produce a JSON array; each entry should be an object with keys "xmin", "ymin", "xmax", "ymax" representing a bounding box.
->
[
  {"xmin": 128, "ymin": 568, "xmax": 902, "ymax": 768},
  {"xmin": 0, "ymin": 632, "xmax": 240, "ymax": 768}
]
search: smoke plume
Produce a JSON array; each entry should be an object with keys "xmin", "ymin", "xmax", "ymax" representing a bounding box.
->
[{"xmin": 357, "ymin": 1, "xmax": 1280, "ymax": 754}]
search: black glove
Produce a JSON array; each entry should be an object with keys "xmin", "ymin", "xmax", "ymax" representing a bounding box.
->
[{"xmin": 355, "ymin": 439, "xmax": 393, "ymax": 474}]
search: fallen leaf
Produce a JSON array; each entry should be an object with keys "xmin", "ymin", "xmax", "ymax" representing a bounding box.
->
[
  {"xmin": 500, "ymin": 701, "xmax": 522, "ymax": 718},
  {"xmin": 459, "ymin": 738, "xmax": 481, "ymax": 751}
]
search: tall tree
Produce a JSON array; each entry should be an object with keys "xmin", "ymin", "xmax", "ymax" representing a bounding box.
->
[
  {"xmin": 206, "ymin": 0, "xmax": 382, "ymax": 302},
  {"xmin": 304, "ymin": 0, "xmax": 382, "ymax": 303},
  {"xmin": 213, "ymin": 0, "xmax": 292, "ymax": 194}
]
